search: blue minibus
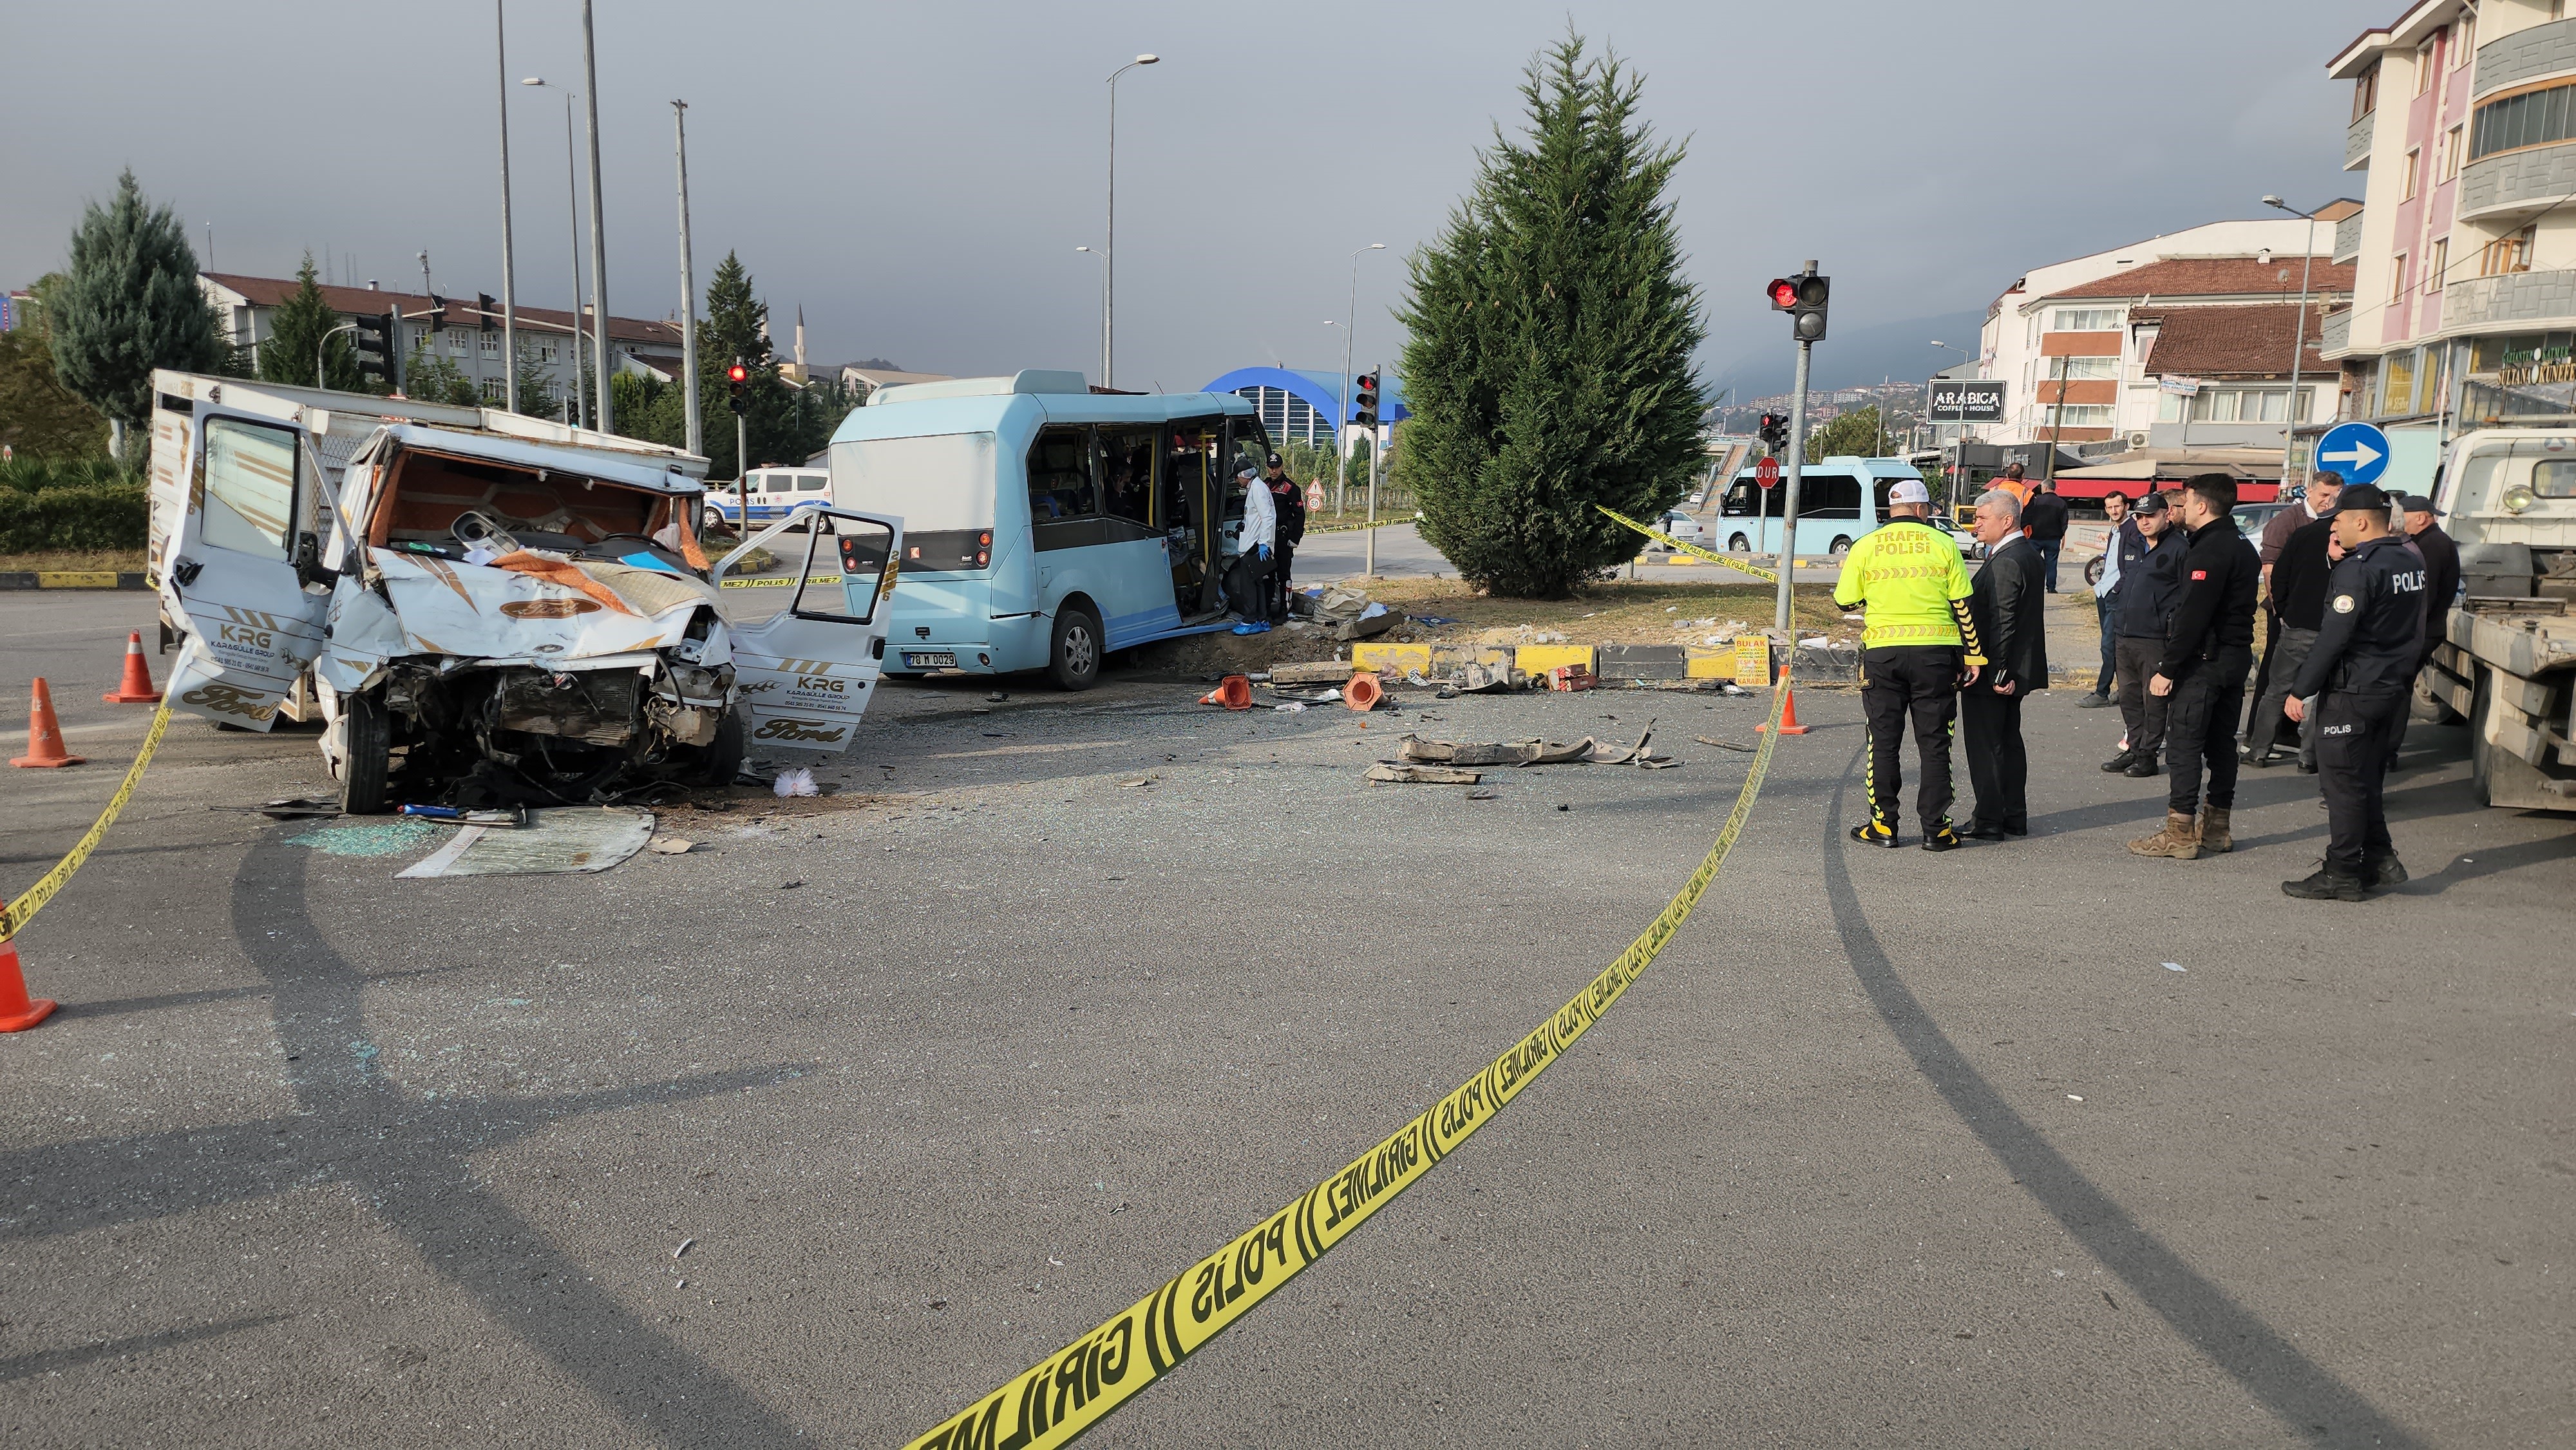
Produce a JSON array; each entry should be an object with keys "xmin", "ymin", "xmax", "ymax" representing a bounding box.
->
[
  {"xmin": 824, "ymin": 370, "xmax": 1267, "ymax": 689},
  {"xmin": 1713, "ymin": 456, "xmax": 1933, "ymax": 558}
]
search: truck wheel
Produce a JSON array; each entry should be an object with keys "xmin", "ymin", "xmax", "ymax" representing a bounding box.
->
[
  {"xmin": 1048, "ymin": 603, "xmax": 1103, "ymax": 692},
  {"xmin": 339, "ymin": 693, "xmax": 392, "ymax": 816},
  {"xmin": 694, "ymin": 708, "xmax": 746, "ymax": 786}
]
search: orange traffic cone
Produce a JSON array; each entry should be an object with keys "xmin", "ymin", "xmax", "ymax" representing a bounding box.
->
[
  {"xmin": 10, "ymin": 679, "xmax": 85, "ymax": 768},
  {"xmin": 1198, "ymin": 673, "xmax": 1253, "ymax": 710},
  {"xmin": 0, "ymin": 942, "xmax": 57, "ymax": 1033},
  {"xmin": 1343, "ymin": 673, "xmax": 1384, "ymax": 711},
  {"xmin": 102, "ymin": 632, "xmax": 162, "ymax": 704},
  {"xmin": 1757, "ymin": 688, "xmax": 1810, "ymax": 736}
]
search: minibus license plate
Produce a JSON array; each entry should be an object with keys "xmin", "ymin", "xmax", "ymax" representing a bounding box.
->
[{"xmin": 904, "ymin": 650, "xmax": 958, "ymax": 669}]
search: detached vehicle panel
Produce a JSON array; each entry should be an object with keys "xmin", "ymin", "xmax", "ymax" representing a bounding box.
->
[
  {"xmin": 2419, "ymin": 428, "xmax": 2576, "ymax": 810},
  {"xmin": 150, "ymin": 372, "xmax": 902, "ymax": 811}
]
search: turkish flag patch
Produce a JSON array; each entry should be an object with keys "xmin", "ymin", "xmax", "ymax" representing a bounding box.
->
[{"xmin": 2190, "ymin": 570, "xmax": 2208, "ymax": 579}]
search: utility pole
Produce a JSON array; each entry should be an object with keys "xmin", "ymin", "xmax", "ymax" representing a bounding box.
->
[
  {"xmin": 494, "ymin": 0, "xmax": 519, "ymax": 413},
  {"xmin": 2042, "ymin": 352, "xmax": 2069, "ymax": 485},
  {"xmin": 580, "ymin": 0, "xmax": 612, "ymax": 431},
  {"xmin": 674, "ymin": 99, "xmax": 702, "ymax": 457}
]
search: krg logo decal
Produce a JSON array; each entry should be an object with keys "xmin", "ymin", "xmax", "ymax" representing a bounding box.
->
[
  {"xmin": 180, "ymin": 681, "xmax": 276, "ymax": 721},
  {"xmin": 499, "ymin": 598, "xmax": 603, "ymax": 619},
  {"xmin": 751, "ymin": 716, "xmax": 848, "ymax": 743}
]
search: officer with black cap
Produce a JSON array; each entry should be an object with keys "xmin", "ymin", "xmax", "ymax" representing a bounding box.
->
[
  {"xmin": 1264, "ymin": 452, "xmax": 1306, "ymax": 621},
  {"xmin": 2280, "ymin": 483, "xmax": 2427, "ymax": 900}
]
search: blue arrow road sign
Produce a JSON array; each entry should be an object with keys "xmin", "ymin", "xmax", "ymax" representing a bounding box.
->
[{"xmin": 2314, "ymin": 421, "xmax": 2391, "ymax": 487}]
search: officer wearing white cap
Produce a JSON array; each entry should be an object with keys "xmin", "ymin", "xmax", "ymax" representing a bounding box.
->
[{"xmin": 1833, "ymin": 476, "xmax": 1989, "ymax": 851}]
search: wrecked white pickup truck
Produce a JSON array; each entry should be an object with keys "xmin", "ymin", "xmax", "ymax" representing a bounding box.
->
[{"xmin": 147, "ymin": 370, "xmax": 903, "ymax": 811}]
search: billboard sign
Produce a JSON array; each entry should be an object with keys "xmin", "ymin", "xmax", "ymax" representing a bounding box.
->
[{"xmin": 1927, "ymin": 379, "xmax": 2006, "ymax": 424}]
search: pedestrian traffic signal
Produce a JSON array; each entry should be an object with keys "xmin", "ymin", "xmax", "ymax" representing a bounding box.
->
[
  {"xmin": 350, "ymin": 312, "xmax": 392, "ymax": 388},
  {"xmin": 1354, "ymin": 371, "xmax": 1379, "ymax": 431},
  {"xmin": 727, "ymin": 359, "xmax": 750, "ymax": 416},
  {"xmin": 1758, "ymin": 411, "xmax": 1788, "ymax": 453},
  {"xmin": 477, "ymin": 292, "xmax": 498, "ymax": 332}
]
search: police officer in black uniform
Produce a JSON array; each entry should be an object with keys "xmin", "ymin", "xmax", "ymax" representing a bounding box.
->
[
  {"xmin": 1264, "ymin": 453, "xmax": 1306, "ymax": 622},
  {"xmin": 2280, "ymin": 484, "xmax": 2427, "ymax": 901}
]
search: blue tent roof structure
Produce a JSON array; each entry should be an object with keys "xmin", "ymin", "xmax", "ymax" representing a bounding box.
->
[{"xmin": 1200, "ymin": 366, "xmax": 1408, "ymax": 433}]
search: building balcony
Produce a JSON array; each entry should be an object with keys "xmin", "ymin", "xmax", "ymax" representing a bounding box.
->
[
  {"xmin": 2441, "ymin": 268, "xmax": 2576, "ymax": 330},
  {"xmin": 2319, "ymin": 306, "xmax": 2352, "ymax": 356},
  {"xmin": 2345, "ymin": 109, "xmax": 2373, "ymax": 171},
  {"xmin": 2475, "ymin": 16, "xmax": 2576, "ymax": 100},
  {"xmin": 2457, "ymin": 140, "xmax": 2576, "ymax": 222},
  {"xmin": 2331, "ymin": 209, "xmax": 2362, "ymax": 265}
]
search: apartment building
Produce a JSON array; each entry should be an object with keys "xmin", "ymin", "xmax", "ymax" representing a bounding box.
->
[
  {"xmin": 2322, "ymin": 0, "xmax": 2576, "ymax": 473},
  {"xmin": 200, "ymin": 272, "xmax": 687, "ymax": 416},
  {"xmin": 1976, "ymin": 219, "xmax": 2354, "ymax": 455}
]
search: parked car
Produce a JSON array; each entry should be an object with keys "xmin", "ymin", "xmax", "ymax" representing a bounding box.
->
[
  {"xmin": 1925, "ymin": 510, "xmax": 1985, "ymax": 561},
  {"xmin": 1653, "ymin": 509, "xmax": 1708, "ymax": 547}
]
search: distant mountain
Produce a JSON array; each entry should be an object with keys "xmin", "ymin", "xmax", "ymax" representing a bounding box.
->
[{"xmin": 1705, "ymin": 308, "xmax": 1990, "ymax": 404}]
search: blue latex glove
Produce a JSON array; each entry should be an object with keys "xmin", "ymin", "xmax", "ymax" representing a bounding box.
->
[{"xmin": 1257, "ymin": 544, "xmax": 1272, "ymax": 561}]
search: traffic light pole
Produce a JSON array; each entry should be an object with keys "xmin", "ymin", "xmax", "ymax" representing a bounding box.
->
[
  {"xmin": 1363, "ymin": 372, "xmax": 1381, "ymax": 576},
  {"xmin": 736, "ymin": 413, "xmax": 749, "ymax": 525},
  {"xmin": 1773, "ymin": 326, "xmax": 1813, "ymax": 637}
]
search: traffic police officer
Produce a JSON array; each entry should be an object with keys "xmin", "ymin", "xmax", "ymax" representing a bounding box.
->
[
  {"xmin": 1833, "ymin": 477, "xmax": 1989, "ymax": 851},
  {"xmin": 2280, "ymin": 483, "xmax": 2427, "ymax": 900}
]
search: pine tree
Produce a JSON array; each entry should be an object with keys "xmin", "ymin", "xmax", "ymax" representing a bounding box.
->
[
  {"xmin": 676, "ymin": 252, "xmax": 829, "ymax": 475},
  {"xmin": 1395, "ymin": 33, "xmax": 1708, "ymax": 598},
  {"xmin": 258, "ymin": 254, "xmax": 364, "ymax": 391},
  {"xmin": 48, "ymin": 169, "xmax": 227, "ymax": 449}
]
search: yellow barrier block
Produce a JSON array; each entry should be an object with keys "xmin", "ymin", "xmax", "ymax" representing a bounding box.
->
[
  {"xmin": 1515, "ymin": 643, "xmax": 1595, "ymax": 675},
  {"xmin": 35, "ymin": 571, "xmax": 121, "ymax": 588},
  {"xmin": 1350, "ymin": 641, "xmax": 1434, "ymax": 676},
  {"xmin": 1685, "ymin": 647, "xmax": 1736, "ymax": 679}
]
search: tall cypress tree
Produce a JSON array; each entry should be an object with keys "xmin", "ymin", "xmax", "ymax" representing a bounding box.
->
[
  {"xmin": 48, "ymin": 169, "xmax": 227, "ymax": 450},
  {"xmin": 1396, "ymin": 33, "xmax": 1707, "ymax": 598},
  {"xmin": 259, "ymin": 254, "xmax": 365, "ymax": 392}
]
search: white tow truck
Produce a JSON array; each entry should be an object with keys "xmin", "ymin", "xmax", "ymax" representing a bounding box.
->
[
  {"xmin": 2418, "ymin": 426, "xmax": 2576, "ymax": 809},
  {"xmin": 146, "ymin": 370, "xmax": 904, "ymax": 811}
]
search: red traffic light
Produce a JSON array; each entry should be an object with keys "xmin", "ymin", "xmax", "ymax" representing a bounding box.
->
[
  {"xmin": 726, "ymin": 362, "xmax": 749, "ymax": 384},
  {"xmin": 1767, "ymin": 278, "xmax": 1797, "ymax": 310}
]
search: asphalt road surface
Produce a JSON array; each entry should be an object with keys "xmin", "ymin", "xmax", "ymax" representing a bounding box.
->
[
  {"xmin": 1295, "ymin": 522, "xmax": 1842, "ymax": 585},
  {"xmin": 3, "ymin": 588, "xmax": 2571, "ymax": 1447}
]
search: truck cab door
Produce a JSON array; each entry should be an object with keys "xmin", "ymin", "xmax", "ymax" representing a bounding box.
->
[
  {"xmin": 712, "ymin": 507, "xmax": 905, "ymax": 754},
  {"xmin": 160, "ymin": 406, "xmax": 334, "ymax": 730}
]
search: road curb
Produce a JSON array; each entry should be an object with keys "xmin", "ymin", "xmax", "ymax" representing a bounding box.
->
[{"xmin": 0, "ymin": 571, "xmax": 150, "ymax": 590}]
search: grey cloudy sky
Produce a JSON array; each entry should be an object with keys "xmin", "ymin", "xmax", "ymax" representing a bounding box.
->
[{"xmin": 3, "ymin": 1, "xmax": 2382, "ymax": 396}]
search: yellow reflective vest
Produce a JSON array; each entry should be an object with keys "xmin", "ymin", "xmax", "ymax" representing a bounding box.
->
[{"xmin": 1832, "ymin": 519, "xmax": 1982, "ymax": 658}]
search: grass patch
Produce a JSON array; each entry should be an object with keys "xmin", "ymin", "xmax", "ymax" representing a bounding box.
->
[{"xmin": 0, "ymin": 549, "xmax": 146, "ymax": 573}]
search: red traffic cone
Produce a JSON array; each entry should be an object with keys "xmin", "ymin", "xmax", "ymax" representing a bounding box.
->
[
  {"xmin": 0, "ymin": 942, "xmax": 57, "ymax": 1033},
  {"xmin": 1198, "ymin": 673, "xmax": 1253, "ymax": 710},
  {"xmin": 102, "ymin": 632, "xmax": 163, "ymax": 703},
  {"xmin": 10, "ymin": 679, "xmax": 85, "ymax": 768},
  {"xmin": 1343, "ymin": 673, "xmax": 1384, "ymax": 711},
  {"xmin": 1757, "ymin": 688, "xmax": 1810, "ymax": 736}
]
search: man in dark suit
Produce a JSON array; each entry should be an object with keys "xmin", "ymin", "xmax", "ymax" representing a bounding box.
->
[{"xmin": 1961, "ymin": 489, "xmax": 2049, "ymax": 838}]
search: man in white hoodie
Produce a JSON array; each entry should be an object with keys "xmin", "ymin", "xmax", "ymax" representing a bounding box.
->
[{"xmin": 1229, "ymin": 465, "xmax": 1277, "ymax": 636}]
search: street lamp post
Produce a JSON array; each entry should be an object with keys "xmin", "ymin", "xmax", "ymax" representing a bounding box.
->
[
  {"xmin": 522, "ymin": 77, "xmax": 587, "ymax": 428},
  {"xmin": 493, "ymin": 1, "xmax": 519, "ymax": 413},
  {"xmin": 674, "ymin": 100, "xmax": 701, "ymax": 458},
  {"xmin": 580, "ymin": 0, "xmax": 612, "ymax": 431},
  {"xmin": 2263, "ymin": 196, "xmax": 2320, "ymax": 494},
  {"xmin": 1336, "ymin": 242, "xmax": 1385, "ymax": 515},
  {"xmin": 1930, "ymin": 339, "xmax": 1972, "ymax": 507},
  {"xmin": 317, "ymin": 322, "xmax": 357, "ymax": 390},
  {"xmin": 1101, "ymin": 53, "xmax": 1158, "ymax": 389}
]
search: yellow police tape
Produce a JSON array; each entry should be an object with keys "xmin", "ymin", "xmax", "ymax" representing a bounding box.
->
[
  {"xmin": 717, "ymin": 572, "xmax": 848, "ymax": 590},
  {"xmin": 1596, "ymin": 505, "xmax": 1779, "ymax": 583},
  {"xmin": 905, "ymin": 668, "xmax": 1792, "ymax": 1450},
  {"xmin": 1, "ymin": 702, "xmax": 175, "ymax": 942}
]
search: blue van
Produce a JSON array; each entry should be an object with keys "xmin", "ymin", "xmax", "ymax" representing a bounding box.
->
[
  {"xmin": 825, "ymin": 370, "xmax": 1267, "ymax": 689},
  {"xmin": 1713, "ymin": 455, "xmax": 1932, "ymax": 558}
]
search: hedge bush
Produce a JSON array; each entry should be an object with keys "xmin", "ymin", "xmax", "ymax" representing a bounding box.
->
[{"xmin": 1, "ymin": 458, "xmax": 149, "ymax": 553}]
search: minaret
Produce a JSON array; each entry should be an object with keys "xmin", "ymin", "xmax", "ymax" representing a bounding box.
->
[{"xmin": 794, "ymin": 305, "xmax": 807, "ymax": 380}]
